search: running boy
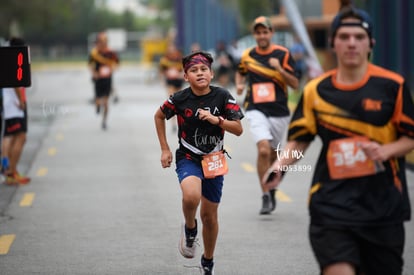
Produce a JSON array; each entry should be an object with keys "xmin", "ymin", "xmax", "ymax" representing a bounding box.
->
[{"xmin": 154, "ymin": 51, "xmax": 244, "ymax": 274}]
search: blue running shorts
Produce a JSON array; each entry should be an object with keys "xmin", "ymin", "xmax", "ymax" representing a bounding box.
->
[{"xmin": 175, "ymin": 159, "xmax": 224, "ymax": 203}]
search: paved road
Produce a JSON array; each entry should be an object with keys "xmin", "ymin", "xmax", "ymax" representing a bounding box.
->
[{"xmin": 0, "ymin": 64, "xmax": 413, "ymax": 274}]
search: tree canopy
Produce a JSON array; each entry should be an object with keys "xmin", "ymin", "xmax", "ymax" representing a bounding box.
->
[
  {"xmin": 0, "ymin": 0, "xmax": 280, "ymax": 47},
  {"xmin": 0, "ymin": 0, "xmax": 171, "ymax": 46}
]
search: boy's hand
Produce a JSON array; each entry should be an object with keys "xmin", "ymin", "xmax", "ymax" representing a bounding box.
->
[
  {"xmin": 160, "ymin": 150, "xmax": 173, "ymax": 168},
  {"xmin": 197, "ymin": 108, "xmax": 219, "ymax": 125}
]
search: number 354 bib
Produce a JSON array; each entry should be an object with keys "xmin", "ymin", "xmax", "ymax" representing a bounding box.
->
[{"xmin": 327, "ymin": 136, "xmax": 384, "ymax": 180}]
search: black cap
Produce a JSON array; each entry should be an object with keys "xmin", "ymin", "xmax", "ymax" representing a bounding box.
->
[{"xmin": 330, "ymin": 7, "xmax": 373, "ymax": 45}]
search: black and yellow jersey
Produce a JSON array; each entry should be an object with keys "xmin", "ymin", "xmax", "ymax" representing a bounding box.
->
[
  {"xmin": 290, "ymin": 63, "xmax": 414, "ymax": 226},
  {"xmin": 159, "ymin": 53, "xmax": 183, "ymax": 73},
  {"xmin": 158, "ymin": 51, "xmax": 183, "ymax": 79},
  {"xmin": 238, "ymin": 44, "xmax": 296, "ymax": 117}
]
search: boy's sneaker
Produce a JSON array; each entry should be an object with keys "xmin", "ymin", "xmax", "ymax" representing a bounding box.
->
[
  {"xmin": 179, "ymin": 220, "xmax": 198, "ymax": 258},
  {"xmin": 200, "ymin": 255, "xmax": 214, "ymax": 275}
]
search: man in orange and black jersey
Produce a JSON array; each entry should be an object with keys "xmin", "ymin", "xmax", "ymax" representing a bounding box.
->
[
  {"xmin": 89, "ymin": 31, "xmax": 119, "ymax": 130},
  {"xmin": 159, "ymin": 43, "xmax": 185, "ymax": 132},
  {"xmin": 265, "ymin": 7, "xmax": 414, "ymax": 275},
  {"xmin": 235, "ymin": 16, "xmax": 299, "ymax": 215}
]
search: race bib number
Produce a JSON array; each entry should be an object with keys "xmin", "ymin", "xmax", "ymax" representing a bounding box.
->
[
  {"xmin": 327, "ymin": 137, "xmax": 384, "ymax": 180},
  {"xmin": 201, "ymin": 151, "xmax": 228, "ymax": 179},
  {"xmin": 252, "ymin": 82, "xmax": 275, "ymax": 103},
  {"xmin": 99, "ymin": 65, "xmax": 112, "ymax": 78}
]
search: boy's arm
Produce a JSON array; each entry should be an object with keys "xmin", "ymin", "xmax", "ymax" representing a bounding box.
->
[
  {"xmin": 154, "ymin": 108, "xmax": 173, "ymax": 168},
  {"xmin": 197, "ymin": 109, "xmax": 243, "ymax": 136}
]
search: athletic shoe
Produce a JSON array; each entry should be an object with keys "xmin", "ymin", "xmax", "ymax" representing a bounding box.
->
[
  {"xmin": 15, "ymin": 172, "xmax": 31, "ymax": 184},
  {"xmin": 270, "ymin": 189, "xmax": 277, "ymax": 211},
  {"xmin": 259, "ymin": 193, "xmax": 272, "ymax": 215},
  {"xmin": 4, "ymin": 175, "xmax": 18, "ymax": 185},
  {"xmin": 102, "ymin": 121, "xmax": 107, "ymax": 130},
  {"xmin": 200, "ymin": 255, "xmax": 214, "ymax": 275},
  {"xmin": 4, "ymin": 172, "xmax": 30, "ymax": 185},
  {"xmin": 179, "ymin": 221, "xmax": 198, "ymax": 258}
]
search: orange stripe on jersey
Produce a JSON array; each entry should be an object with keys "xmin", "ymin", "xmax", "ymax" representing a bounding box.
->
[
  {"xmin": 369, "ymin": 64, "xmax": 404, "ymax": 84},
  {"xmin": 288, "ymin": 79, "xmax": 319, "ymax": 136},
  {"xmin": 390, "ymin": 158, "xmax": 402, "ymax": 193},
  {"xmin": 269, "ymin": 44, "xmax": 294, "ymax": 72},
  {"xmin": 305, "ymin": 78, "xmax": 397, "ymax": 143},
  {"xmin": 392, "ymin": 85, "xmax": 414, "ymax": 137},
  {"xmin": 318, "ymin": 119, "xmax": 360, "ymax": 137},
  {"xmin": 242, "ymin": 58, "xmax": 286, "ymax": 91},
  {"xmin": 317, "ymin": 114, "xmax": 397, "ymax": 144},
  {"xmin": 308, "ymin": 182, "xmax": 321, "ymax": 206},
  {"xmin": 288, "ymin": 126, "xmax": 315, "ymax": 141}
]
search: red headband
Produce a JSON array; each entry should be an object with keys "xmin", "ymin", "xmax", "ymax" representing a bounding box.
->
[{"xmin": 183, "ymin": 54, "xmax": 211, "ymax": 72}]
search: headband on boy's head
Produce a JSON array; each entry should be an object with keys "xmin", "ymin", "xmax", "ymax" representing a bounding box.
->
[{"xmin": 182, "ymin": 51, "xmax": 213, "ymax": 72}]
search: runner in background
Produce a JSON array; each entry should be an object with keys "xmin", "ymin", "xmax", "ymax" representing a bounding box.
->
[
  {"xmin": 88, "ymin": 31, "xmax": 119, "ymax": 130},
  {"xmin": 235, "ymin": 16, "xmax": 298, "ymax": 215},
  {"xmin": 158, "ymin": 43, "xmax": 184, "ymax": 132},
  {"xmin": 1, "ymin": 37, "xmax": 31, "ymax": 185},
  {"xmin": 265, "ymin": 7, "xmax": 414, "ymax": 275}
]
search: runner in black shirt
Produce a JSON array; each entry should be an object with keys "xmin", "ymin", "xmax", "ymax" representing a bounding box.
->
[
  {"xmin": 265, "ymin": 7, "xmax": 414, "ymax": 275},
  {"xmin": 154, "ymin": 51, "xmax": 244, "ymax": 274},
  {"xmin": 236, "ymin": 16, "xmax": 299, "ymax": 214}
]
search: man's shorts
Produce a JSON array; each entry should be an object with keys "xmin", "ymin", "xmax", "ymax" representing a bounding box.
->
[
  {"xmin": 166, "ymin": 79, "xmax": 184, "ymax": 89},
  {"xmin": 4, "ymin": 115, "xmax": 27, "ymax": 136},
  {"xmin": 245, "ymin": 110, "xmax": 289, "ymax": 149},
  {"xmin": 309, "ymin": 223, "xmax": 404, "ymax": 275},
  {"xmin": 175, "ymin": 159, "xmax": 224, "ymax": 203},
  {"xmin": 94, "ymin": 78, "xmax": 112, "ymax": 98}
]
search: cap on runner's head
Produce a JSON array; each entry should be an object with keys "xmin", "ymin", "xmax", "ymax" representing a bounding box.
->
[
  {"xmin": 330, "ymin": 7, "xmax": 373, "ymax": 47},
  {"xmin": 252, "ymin": 16, "xmax": 272, "ymax": 31}
]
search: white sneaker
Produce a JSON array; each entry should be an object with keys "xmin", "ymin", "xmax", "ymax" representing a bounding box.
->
[{"xmin": 178, "ymin": 222, "xmax": 198, "ymax": 258}]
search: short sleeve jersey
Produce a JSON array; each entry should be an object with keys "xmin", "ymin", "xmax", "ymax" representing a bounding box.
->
[
  {"xmin": 160, "ymin": 86, "xmax": 244, "ymax": 162},
  {"xmin": 159, "ymin": 53, "xmax": 182, "ymax": 70},
  {"xmin": 238, "ymin": 44, "xmax": 296, "ymax": 117},
  {"xmin": 88, "ymin": 48, "xmax": 119, "ymax": 79},
  {"xmin": 289, "ymin": 63, "xmax": 414, "ymax": 226}
]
